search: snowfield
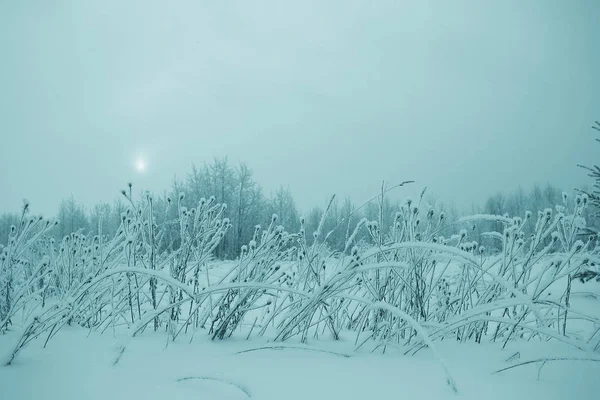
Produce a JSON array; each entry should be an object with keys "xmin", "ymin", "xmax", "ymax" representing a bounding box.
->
[
  {"xmin": 0, "ymin": 322, "xmax": 600, "ymax": 400},
  {"xmin": 1, "ymin": 194, "xmax": 600, "ymax": 399},
  {"xmin": 1, "ymin": 323, "xmax": 599, "ymax": 400},
  {"xmin": 1, "ymin": 258, "xmax": 599, "ymax": 400}
]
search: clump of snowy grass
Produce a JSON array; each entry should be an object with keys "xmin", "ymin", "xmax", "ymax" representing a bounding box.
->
[{"xmin": 0, "ymin": 200, "xmax": 57, "ymax": 334}]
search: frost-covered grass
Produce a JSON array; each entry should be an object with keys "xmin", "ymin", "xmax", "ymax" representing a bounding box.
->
[{"xmin": 1, "ymin": 189, "xmax": 599, "ymax": 396}]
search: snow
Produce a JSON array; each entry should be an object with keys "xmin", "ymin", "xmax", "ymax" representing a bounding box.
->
[{"xmin": 1, "ymin": 320, "xmax": 599, "ymax": 400}]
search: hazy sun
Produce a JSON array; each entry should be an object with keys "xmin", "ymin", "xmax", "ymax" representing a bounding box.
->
[{"xmin": 135, "ymin": 157, "xmax": 147, "ymax": 173}]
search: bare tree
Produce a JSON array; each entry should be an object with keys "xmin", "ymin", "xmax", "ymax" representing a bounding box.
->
[{"xmin": 57, "ymin": 196, "xmax": 88, "ymax": 238}]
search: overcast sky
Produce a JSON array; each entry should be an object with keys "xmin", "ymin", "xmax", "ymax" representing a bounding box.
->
[{"xmin": 1, "ymin": 0, "xmax": 599, "ymax": 216}]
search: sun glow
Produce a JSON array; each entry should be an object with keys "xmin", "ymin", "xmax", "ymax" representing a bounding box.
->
[{"xmin": 135, "ymin": 157, "xmax": 147, "ymax": 173}]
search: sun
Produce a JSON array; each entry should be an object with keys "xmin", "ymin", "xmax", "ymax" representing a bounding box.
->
[{"xmin": 135, "ymin": 157, "xmax": 147, "ymax": 173}]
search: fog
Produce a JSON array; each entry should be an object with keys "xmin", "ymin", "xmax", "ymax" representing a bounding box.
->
[
  {"xmin": 1, "ymin": 0, "xmax": 599, "ymax": 215},
  {"xmin": 2, "ymin": 3, "xmax": 600, "ymax": 398}
]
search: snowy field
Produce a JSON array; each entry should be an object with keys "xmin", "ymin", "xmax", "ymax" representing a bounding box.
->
[
  {"xmin": 1, "ymin": 322, "xmax": 599, "ymax": 400},
  {"xmin": 1, "ymin": 196, "xmax": 600, "ymax": 400},
  {"xmin": 1, "ymin": 257, "xmax": 599, "ymax": 400}
]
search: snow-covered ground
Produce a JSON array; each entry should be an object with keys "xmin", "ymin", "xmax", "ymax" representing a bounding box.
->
[
  {"xmin": 2, "ymin": 248, "xmax": 600, "ymax": 400},
  {"xmin": 1, "ymin": 322, "xmax": 599, "ymax": 400}
]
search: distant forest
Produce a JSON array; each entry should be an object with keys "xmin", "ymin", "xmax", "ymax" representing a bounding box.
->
[{"xmin": 2, "ymin": 151, "xmax": 598, "ymax": 258}]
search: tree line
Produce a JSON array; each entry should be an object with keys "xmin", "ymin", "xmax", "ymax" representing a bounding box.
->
[{"xmin": 1, "ymin": 155, "xmax": 598, "ymax": 258}]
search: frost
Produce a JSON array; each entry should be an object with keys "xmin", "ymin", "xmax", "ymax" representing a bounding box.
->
[{"xmin": 574, "ymin": 216, "xmax": 586, "ymax": 229}]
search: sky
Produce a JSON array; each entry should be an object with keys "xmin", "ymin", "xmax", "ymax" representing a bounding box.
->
[{"xmin": 1, "ymin": 0, "xmax": 599, "ymax": 216}]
